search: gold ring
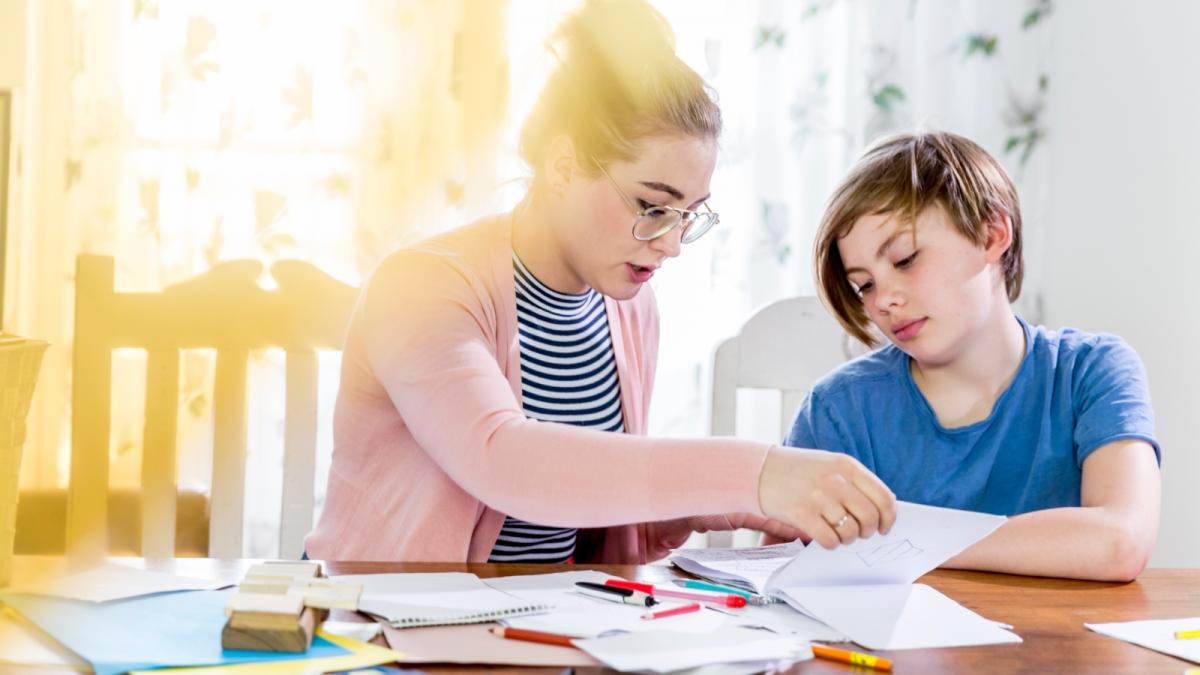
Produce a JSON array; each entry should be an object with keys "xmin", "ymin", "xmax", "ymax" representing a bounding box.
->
[{"xmin": 834, "ymin": 514, "xmax": 850, "ymax": 529}]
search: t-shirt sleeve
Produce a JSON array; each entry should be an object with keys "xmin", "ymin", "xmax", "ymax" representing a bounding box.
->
[
  {"xmin": 1072, "ymin": 335, "xmax": 1160, "ymax": 467},
  {"xmin": 784, "ymin": 388, "xmax": 869, "ymax": 469}
]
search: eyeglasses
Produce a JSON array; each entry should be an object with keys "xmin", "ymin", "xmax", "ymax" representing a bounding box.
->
[{"xmin": 594, "ymin": 160, "xmax": 720, "ymax": 244}]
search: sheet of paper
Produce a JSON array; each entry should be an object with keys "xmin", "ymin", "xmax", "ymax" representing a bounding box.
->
[
  {"xmin": 127, "ymin": 629, "xmax": 403, "ymax": 674},
  {"xmin": 778, "ymin": 583, "xmax": 1021, "ymax": 650},
  {"xmin": 331, "ymin": 572, "xmax": 550, "ymax": 627},
  {"xmin": 766, "ymin": 502, "xmax": 1005, "ymax": 589},
  {"xmin": 9, "ymin": 563, "xmax": 230, "ymax": 603},
  {"xmin": 731, "ymin": 602, "xmax": 846, "ymax": 642},
  {"xmin": 574, "ymin": 627, "xmax": 808, "ymax": 673},
  {"xmin": 0, "ymin": 589, "xmax": 348, "ymax": 675},
  {"xmin": 382, "ymin": 622, "xmax": 600, "ymax": 666},
  {"xmin": 1086, "ymin": 617, "xmax": 1200, "ymax": 665},
  {"xmin": 669, "ymin": 541, "xmax": 804, "ymax": 593},
  {"xmin": 0, "ymin": 607, "xmax": 87, "ymax": 670}
]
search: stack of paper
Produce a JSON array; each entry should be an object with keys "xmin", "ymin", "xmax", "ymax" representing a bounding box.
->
[
  {"xmin": 671, "ymin": 502, "xmax": 1022, "ymax": 650},
  {"xmin": 332, "ymin": 572, "xmax": 551, "ymax": 628}
]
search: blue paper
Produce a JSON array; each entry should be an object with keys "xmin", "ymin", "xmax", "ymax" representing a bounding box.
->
[{"xmin": 1, "ymin": 589, "xmax": 348, "ymax": 675}]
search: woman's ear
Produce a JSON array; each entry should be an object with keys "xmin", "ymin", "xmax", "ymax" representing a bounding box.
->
[
  {"xmin": 542, "ymin": 135, "xmax": 580, "ymax": 196},
  {"xmin": 983, "ymin": 213, "xmax": 1014, "ymax": 263}
]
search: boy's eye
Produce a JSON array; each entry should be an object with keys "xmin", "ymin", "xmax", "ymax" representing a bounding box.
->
[{"xmin": 895, "ymin": 251, "xmax": 919, "ymax": 269}]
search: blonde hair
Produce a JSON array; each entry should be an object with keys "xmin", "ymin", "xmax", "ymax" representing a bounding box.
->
[
  {"xmin": 814, "ymin": 131, "xmax": 1024, "ymax": 346},
  {"xmin": 519, "ymin": 0, "xmax": 721, "ymax": 186}
]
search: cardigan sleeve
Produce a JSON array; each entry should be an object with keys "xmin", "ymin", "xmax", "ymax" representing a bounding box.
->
[{"xmin": 359, "ymin": 248, "xmax": 768, "ymax": 528}]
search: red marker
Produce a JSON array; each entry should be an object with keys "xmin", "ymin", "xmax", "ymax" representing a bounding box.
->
[
  {"xmin": 605, "ymin": 579, "xmax": 747, "ymax": 608},
  {"xmin": 642, "ymin": 602, "xmax": 702, "ymax": 620}
]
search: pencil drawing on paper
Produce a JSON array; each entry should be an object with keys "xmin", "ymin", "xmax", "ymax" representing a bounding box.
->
[{"xmin": 857, "ymin": 539, "xmax": 924, "ymax": 567}]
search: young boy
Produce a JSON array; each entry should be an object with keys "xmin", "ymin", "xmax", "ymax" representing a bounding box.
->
[{"xmin": 786, "ymin": 131, "xmax": 1160, "ymax": 581}]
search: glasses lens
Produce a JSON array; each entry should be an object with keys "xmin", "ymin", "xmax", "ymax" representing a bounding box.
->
[
  {"xmin": 633, "ymin": 208, "xmax": 681, "ymax": 241},
  {"xmin": 681, "ymin": 213, "xmax": 717, "ymax": 243}
]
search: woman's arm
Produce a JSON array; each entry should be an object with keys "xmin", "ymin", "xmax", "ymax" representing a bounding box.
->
[
  {"xmin": 360, "ymin": 249, "xmax": 894, "ymax": 537},
  {"xmin": 942, "ymin": 439, "xmax": 1160, "ymax": 581}
]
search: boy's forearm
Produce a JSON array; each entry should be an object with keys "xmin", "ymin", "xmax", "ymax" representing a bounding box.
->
[{"xmin": 942, "ymin": 506, "xmax": 1156, "ymax": 582}]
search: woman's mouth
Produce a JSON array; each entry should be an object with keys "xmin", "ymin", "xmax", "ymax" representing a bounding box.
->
[{"xmin": 627, "ymin": 263, "xmax": 656, "ymax": 283}]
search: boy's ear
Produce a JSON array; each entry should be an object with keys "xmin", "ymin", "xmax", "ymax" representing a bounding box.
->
[
  {"xmin": 983, "ymin": 213, "xmax": 1014, "ymax": 263},
  {"xmin": 542, "ymin": 134, "xmax": 580, "ymax": 196}
]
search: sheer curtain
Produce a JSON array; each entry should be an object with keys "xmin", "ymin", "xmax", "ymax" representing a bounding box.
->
[
  {"xmin": 11, "ymin": 0, "xmax": 509, "ymax": 555},
  {"xmin": 642, "ymin": 0, "xmax": 1054, "ymax": 443}
]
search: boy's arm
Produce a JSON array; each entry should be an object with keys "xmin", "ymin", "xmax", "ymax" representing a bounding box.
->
[{"xmin": 942, "ymin": 438, "xmax": 1160, "ymax": 581}]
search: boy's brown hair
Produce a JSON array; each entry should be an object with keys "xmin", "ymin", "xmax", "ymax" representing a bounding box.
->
[{"xmin": 814, "ymin": 131, "xmax": 1024, "ymax": 346}]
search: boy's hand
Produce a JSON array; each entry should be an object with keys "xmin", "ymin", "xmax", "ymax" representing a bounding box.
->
[{"xmin": 758, "ymin": 446, "xmax": 896, "ymax": 549}]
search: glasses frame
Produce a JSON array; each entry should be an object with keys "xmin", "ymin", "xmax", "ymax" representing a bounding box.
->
[{"xmin": 593, "ymin": 160, "xmax": 719, "ymax": 243}]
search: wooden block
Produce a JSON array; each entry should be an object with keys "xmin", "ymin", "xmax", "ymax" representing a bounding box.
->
[
  {"xmin": 222, "ymin": 605, "xmax": 324, "ymax": 653},
  {"xmin": 288, "ymin": 582, "xmax": 362, "ymax": 610},
  {"xmin": 224, "ymin": 592, "xmax": 304, "ymax": 617}
]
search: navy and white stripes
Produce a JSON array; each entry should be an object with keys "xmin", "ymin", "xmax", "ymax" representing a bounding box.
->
[{"xmin": 487, "ymin": 253, "xmax": 625, "ymax": 563}]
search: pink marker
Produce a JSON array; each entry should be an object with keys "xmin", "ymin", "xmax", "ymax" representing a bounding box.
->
[
  {"xmin": 605, "ymin": 579, "xmax": 747, "ymax": 608},
  {"xmin": 642, "ymin": 602, "xmax": 702, "ymax": 620}
]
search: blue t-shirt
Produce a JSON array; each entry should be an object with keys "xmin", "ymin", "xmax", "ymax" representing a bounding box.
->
[{"xmin": 784, "ymin": 317, "xmax": 1160, "ymax": 516}]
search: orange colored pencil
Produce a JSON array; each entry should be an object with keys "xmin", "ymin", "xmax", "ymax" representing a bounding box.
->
[
  {"xmin": 811, "ymin": 644, "xmax": 893, "ymax": 671},
  {"xmin": 489, "ymin": 626, "xmax": 582, "ymax": 649}
]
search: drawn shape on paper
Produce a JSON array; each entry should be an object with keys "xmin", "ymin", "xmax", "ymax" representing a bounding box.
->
[{"xmin": 857, "ymin": 539, "xmax": 924, "ymax": 567}]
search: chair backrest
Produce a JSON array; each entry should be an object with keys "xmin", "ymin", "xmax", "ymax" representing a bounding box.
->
[
  {"xmin": 707, "ymin": 296, "xmax": 862, "ymax": 547},
  {"xmin": 68, "ymin": 255, "xmax": 358, "ymax": 561}
]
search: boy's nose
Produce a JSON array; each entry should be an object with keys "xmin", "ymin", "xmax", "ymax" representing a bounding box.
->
[{"xmin": 874, "ymin": 281, "xmax": 904, "ymax": 311}]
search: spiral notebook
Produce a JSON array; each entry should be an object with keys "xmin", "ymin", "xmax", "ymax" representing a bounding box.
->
[{"xmin": 331, "ymin": 572, "xmax": 551, "ymax": 628}]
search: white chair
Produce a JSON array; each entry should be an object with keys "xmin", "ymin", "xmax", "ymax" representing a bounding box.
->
[
  {"xmin": 707, "ymin": 296, "xmax": 866, "ymax": 547},
  {"xmin": 67, "ymin": 255, "xmax": 357, "ymax": 561}
]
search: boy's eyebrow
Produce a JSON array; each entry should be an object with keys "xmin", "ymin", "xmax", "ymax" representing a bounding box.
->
[{"xmin": 843, "ymin": 227, "xmax": 913, "ymax": 274}]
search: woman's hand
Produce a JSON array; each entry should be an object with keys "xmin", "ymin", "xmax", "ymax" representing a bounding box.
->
[
  {"xmin": 642, "ymin": 514, "xmax": 807, "ymax": 561},
  {"xmin": 758, "ymin": 446, "xmax": 896, "ymax": 549}
]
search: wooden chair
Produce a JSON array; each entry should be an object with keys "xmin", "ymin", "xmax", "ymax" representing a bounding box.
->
[
  {"xmin": 707, "ymin": 296, "xmax": 866, "ymax": 547},
  {"xmin": 67, "ymin": 255, "xmax": 358, "ymax": 560}
]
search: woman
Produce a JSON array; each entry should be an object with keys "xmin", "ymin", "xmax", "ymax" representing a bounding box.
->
[{"xmin": 305, "ymin": 0, "xmax": 895, "ymax": 563}]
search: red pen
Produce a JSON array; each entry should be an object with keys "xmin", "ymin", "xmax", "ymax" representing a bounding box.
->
[
  {"xmin": 605, "ymin": 579, "xmax": 747, "ymax": 608},
  {"xmin": 642, "ymin": 602, "xmax": 702, "ymax": 620}
]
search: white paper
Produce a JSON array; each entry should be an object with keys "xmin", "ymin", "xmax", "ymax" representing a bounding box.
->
[
  {"xmin": 574, "ymin": 627, "xmax": 809, "ymax": 673},
  {"xmin": 1086, "ymin": 617, "xmax": 1200, "ymax": 665},
  {"xmin": 778, "ymin": 583, "xmax": 1021, "ymax": 650},
  {"xmin": 730, "ymin": 602, "xmax": 846, "ymax": 642},
  {"xmin": 766, "ymin": 502, "xmax": 1006, "ymax": 589},
  {"xmin": 331, "ymin": 572, "xmax": 550, "ymax": 627},
  {"xmin": 669, "ymin": 541, "xmax": 804, "ymax": 594},
  {"xmin": 10, "ymin": 563, "xmax": 227, "ymax": 603},
  {"xmin": 0, "ymin": 608, "xmax": 87, "ymax": 669}
]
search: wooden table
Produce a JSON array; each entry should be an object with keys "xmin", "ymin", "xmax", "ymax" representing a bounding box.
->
[{"xmin": 9, "ymin": 557, "xmax": 1200, "ymax": 673}]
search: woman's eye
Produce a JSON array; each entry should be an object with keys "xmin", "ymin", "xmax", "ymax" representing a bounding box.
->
[
  {"xmin": 854, "ymin": 282, "xmax": 874, "ymax": 297},
  {"xmin": 639, "ymin": 201, "xmax": 669, "ymax": 218},
  {"xmin": 895, "ymin": 251, "xmax": 919, "ymax": 269}
]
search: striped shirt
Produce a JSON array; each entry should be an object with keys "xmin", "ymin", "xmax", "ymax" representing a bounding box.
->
[{"xmin": 487, "ymin": 253, "xmax": 626, "ymax": 563}]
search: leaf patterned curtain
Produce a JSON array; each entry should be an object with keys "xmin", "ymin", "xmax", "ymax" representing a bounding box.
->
[{"xmin": 641, "ymin": 0, "xmax": 1053, "ymax": 445}]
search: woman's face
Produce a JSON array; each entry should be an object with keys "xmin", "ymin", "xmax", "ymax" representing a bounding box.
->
[{"xmin": 557, "ymin": 134, "xmax": 717, "ymax": 300}]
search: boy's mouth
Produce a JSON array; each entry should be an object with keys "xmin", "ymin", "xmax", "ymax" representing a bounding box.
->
[{"xmin": 892, "ymin": 317, "xmax": 927, "ymax": 342}]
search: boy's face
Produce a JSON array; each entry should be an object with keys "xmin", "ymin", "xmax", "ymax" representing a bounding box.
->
[{"xmin": 838, "ymin": 204, "xmax": 1007, "ymax": 366}]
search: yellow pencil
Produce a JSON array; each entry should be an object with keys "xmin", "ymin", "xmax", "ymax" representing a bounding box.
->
[
  {"xmin": 1175, "ymin": 628, "xmax": 1200, "ymax": 639},
  {"xmin": 811, "ymin": 644, "xmax": 892, "ymax": 671}
]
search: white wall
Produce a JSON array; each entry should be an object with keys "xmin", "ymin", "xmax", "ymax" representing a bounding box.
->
[{"xmin": 1044, "ymin": 2, "xmax": 1200, "ymax": 567}]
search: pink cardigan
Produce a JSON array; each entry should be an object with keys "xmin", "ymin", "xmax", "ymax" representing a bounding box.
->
[{"xmin": 304, "ymin": 214, "xmax": 771, "ymax": 562}]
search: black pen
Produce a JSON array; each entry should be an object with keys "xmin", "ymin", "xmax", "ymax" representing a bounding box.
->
[{"xmin": 574, "ymin": 581, "xmax": 659, "ymax": 607}]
